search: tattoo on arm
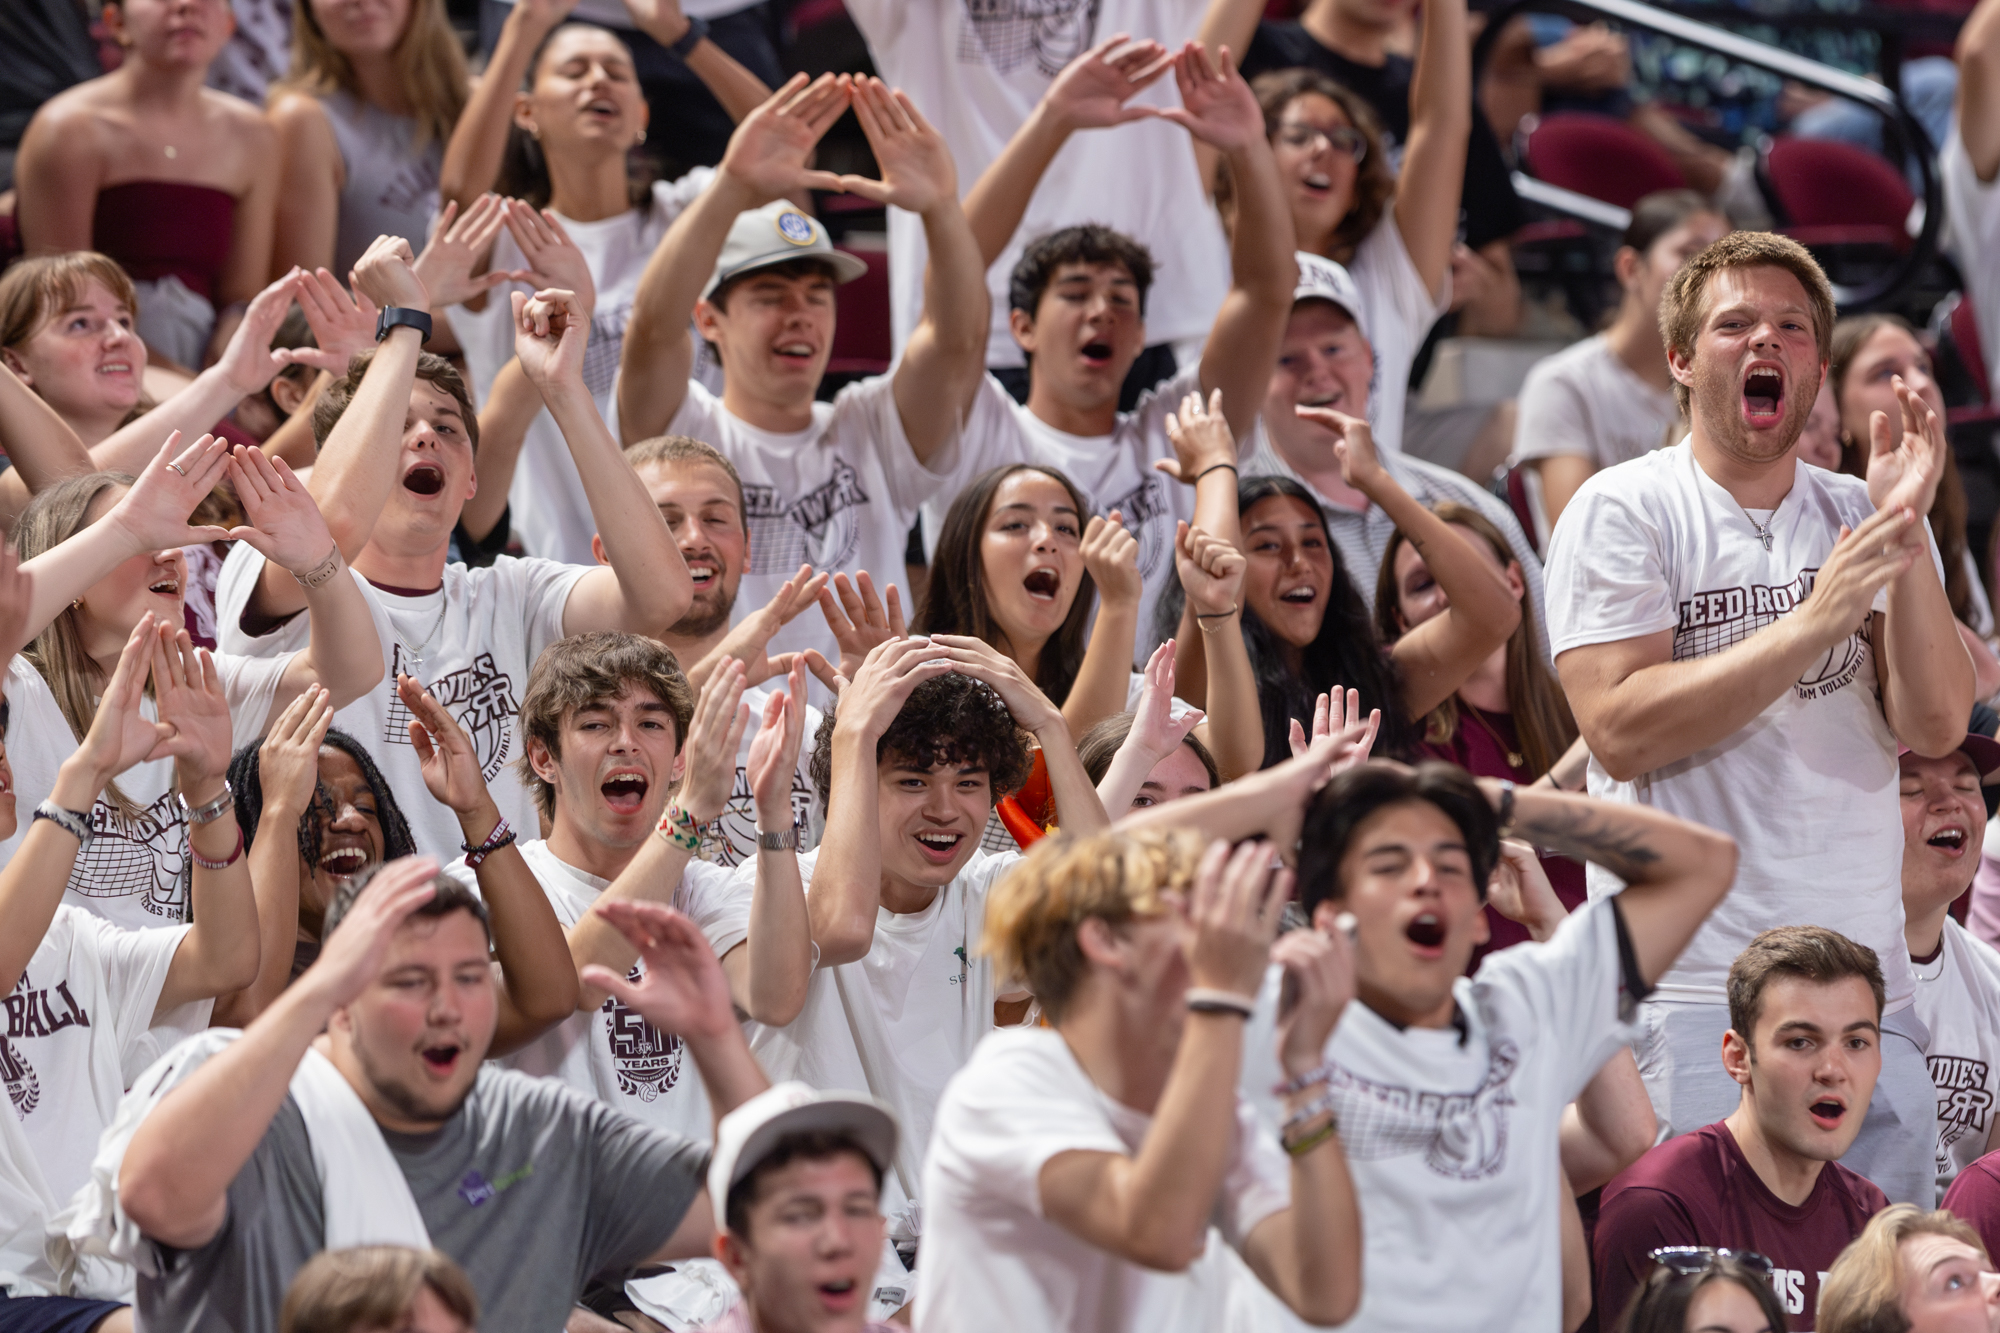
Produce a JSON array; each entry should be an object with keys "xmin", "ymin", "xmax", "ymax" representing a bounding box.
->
[{"xmin": 1512, "ymin": 804, "xmax": 1663, "ymax": 881}]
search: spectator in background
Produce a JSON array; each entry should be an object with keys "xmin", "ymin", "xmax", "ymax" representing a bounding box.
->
[
  {"xmin": 1593, "ymin": 927, "xmax": 1892, "ymax": 1330},
  {"xmin": 279, "ymin": 1246, "xmax": 478, "ymax": 1333},
  {"xmin": 1900, "ymin": 732, "xmax": 2000, "ymax": 1200},
  {"xmin": 1946, "ymin": 0, "xmax": 2000, "ymax": 407},
  {"xmin": 1074, "ymin": 667, "xmax": 1220, "ymax": 817},
  {"xmin": 1829, "ymin": 314, "xmax": 1996, "ymax": 640},
  {"xmin": 1376, "ymin": 499, "xmax": 1584, "ymax": 962},
  {"xmin": 1818, "ymin": 1205, "xmax": 2000, "ymax": 1333},
  {"xmin": 1799, "ymin": 379, "xmax": 1844, "ymax": 472},
  {"xmin": 1509, "ymin": 190, "xmax": 1726, "ymax": 544},
  {"xmin": 439, "ymin": 3, "xmax": 773, "ymax": 563},
  {"xmin": 1613, "ymin": 1252, "xmax": 1790, "ymax": 1333},
  {"xmin": 267, "ymin": 0, "xmax": 468, "ymax": 280},
  {"xmin": 1201, "ymin": 0, "xmax": 1472, "ymax": 460},
  {"xmin": 1207, "ymin": 0, "xmax": 1528, "ymax": 341},
  {"xmin": 16, "ymin": 0, "xmax": 279, "ymax": 371},
  {"xmin": 207, "ymin": 0, "xmax": 293, "ymax": 108}
]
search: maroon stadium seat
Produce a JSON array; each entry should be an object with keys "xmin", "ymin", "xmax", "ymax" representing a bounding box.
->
[{"xmin": 1519, "ymin": 112, "xmax": 1688, "ymax": 211}]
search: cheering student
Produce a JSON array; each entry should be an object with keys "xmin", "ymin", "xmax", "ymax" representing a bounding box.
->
[
  {"xmin": 943, "ymin": 41, "xmax": 1294, "ymax": 657},
  {"xmin": 109, "ymin": 861, "xmax": 769, "ymax": 1333},
  {"xmin": 918, "ymin": 830, "xmax": 1363, "ymax": 1331},
  {"xmin": 1594, "ymin": 928, "xmax": 1892, "ymax": 1329},
  {"xmin": 1545, "ymin": 231, "xmax": 1973, "ymax": 1205},
  {"xmin": 1818, "ymin": 1205, "xmax": 2000, "ymax": 1332},
  {"xmin": 608, "ymin": 436, "xmax": 830, "ymax": 865},
  {"xmin": 1139, "ymin": 757, "xmax": 1737, "ymax": 1331},
  {"xmin": 615, "ymin": 72, "xmax": 989, "ymax": 673},
  {"xmin": 213, "ymin": 236, "xmax": 688, "ymax": 861},
  {"xmin": 1077, "ymin": 645, "xmax": 1221, "ymax": 817}
]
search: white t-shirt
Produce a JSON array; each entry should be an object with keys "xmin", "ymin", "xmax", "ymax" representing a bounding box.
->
[
  {"xmin": 1509, "ymin": 334, "xmax": 1681, "ymax": 547},
  {"xmin": 4, "ymin": 905, "xmax": 185, "ymax": 1207},
  {"xmin": 214, "ymin": 548, "xmax": 588, "ymax": 861},
  {"xmin": 842, "ymin": 0, "xmax": 1229, "ymax": 366},
  {"xmin": 463, "ymin": 839, "xmax": 751, "ymax": 1144},
  {"xmin": 668, "ymin": 376, "xmax": 973, "ymax": 674},
  {"xmin": 1944, "ymin": 132, "xmax": 2000, "ymax": 397},
  {"xmin": 0, "ymin": 654, "xmax": 290, "ymax": 930},
  {"xmin": 696, "ymin": 682, "xmax": 825, "ymax": 869},
  {"xmin": 1914, "ymin": 918, "xmax": 2000, "ymax": 1197},
  {"xmin": 1343, "ymin": 209, "xmax": 1453, "ymax": 458},
  {"xmin": 0, "ymin": 1064, "xmax": 59, "ymax": 1297},
  {"xmin": 1544, "ymin": 443, "xmax": 1923, "ymax": 1009},
  {"xmin": 916, "ymin": 1026, "xmax": 1290, "ymax": 1333},
  {"xmin": 1240, "ymin": 897, "xmax": 1636, "ymax": 1333},
  {"xmin": 749, "ymin": 846, "xmax": 1017, "ymax": 1220},
  {"xmin": 939, "ymin": 366, "xmax": 1213, "ymax": 652},
  {"xmin": 452, "ymin": 172, "xmax": 715, "ymax": 564}
]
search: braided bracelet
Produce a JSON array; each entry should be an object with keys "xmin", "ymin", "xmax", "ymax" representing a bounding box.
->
[
  {"xmin": 656, "ymin": 803, "xmax": 701, "ymax": 853},
  {"xmin": 191, "ymin": 822, "xmax": 246, "ymax": 870},
  {"xmin": 292, "ymin": 546, "xmax": 344, "ymax": 590},
  {"xmin": 1273, "ymin": 1062, "xmax": 1335, "ymax": 1098},
  {"xmin": 32, "ymin": 801, "xmax": 93, "ymax": 848},
  {"xmin": 461, "ymin": 816, "xmax": 515, "ymax": 869}
]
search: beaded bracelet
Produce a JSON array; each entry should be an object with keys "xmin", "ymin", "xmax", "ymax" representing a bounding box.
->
[
  {"xmin": 656, "ymin": 803, "xmax": 701, "ymax": 852},
  {"xmin": 461, "ymin": 816, "xmax": 515, "ymax": 869},
  {"xmin": 191, "ymin": 822, "xmax": 246, "ymax": 870}
]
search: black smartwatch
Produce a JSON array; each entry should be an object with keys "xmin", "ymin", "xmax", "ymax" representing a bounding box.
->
[
  {"xmin": 376, "ymin": 306, "xmax": 433, "ymax": 345},
  {"xmin": 667, "ymin": 14, "xmax": 709, "ymax": 58}
]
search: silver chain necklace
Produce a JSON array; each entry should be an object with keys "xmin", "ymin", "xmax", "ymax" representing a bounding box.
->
[
  {"xmin": 1739, "ymin": 505, "xmax": 1777, "ymax": 552},
  {"xmin": 389, "ymin": 596, "xmax": 449, "ymax": 676}
]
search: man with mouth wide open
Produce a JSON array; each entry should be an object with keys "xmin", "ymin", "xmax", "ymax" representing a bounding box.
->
[{"xmin": 1543, "ymin": 230, "xmax": 1974, "ymax": 1205}]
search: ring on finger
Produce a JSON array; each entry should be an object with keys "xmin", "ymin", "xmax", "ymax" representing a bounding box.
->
[{"xmin": 166, "ymin": 461, "xmax": 186, "ymax": 477}]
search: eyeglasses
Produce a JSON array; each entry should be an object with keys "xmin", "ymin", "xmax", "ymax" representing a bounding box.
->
[
  {"xmin": 1275, "ymin": 121, "xmax": 1368, "ymax": 164},
  {"xmin": 1649, "ymin": 1247, "xmax": 1775, "ymax": 1278}
]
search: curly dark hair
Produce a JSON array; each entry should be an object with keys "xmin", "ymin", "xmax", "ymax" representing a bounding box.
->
[
  {"xmin": 809, "ymin": 672, "xmax": 1034, "ymax": 809},
  {"xmin": 230, "ymin": 727, "xmax": 418, "ymax": 872},
  {"xmin": 1007, "ymin": 224, "xmax": 1156, "ymax": 319}
]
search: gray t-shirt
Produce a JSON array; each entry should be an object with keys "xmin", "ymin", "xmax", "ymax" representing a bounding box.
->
[{"xmin": 138, "ymin": 1066, "xmax": 709, "ymax": 1333}]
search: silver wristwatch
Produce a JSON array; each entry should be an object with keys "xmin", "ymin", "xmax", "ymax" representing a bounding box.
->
[{"xmin": 756, "ymin": 827, "xmax": 799, "ymax": 852}]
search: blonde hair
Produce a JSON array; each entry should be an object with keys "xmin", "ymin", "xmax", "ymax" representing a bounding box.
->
[
  {"xmin": 280, "ymin": 1245, "xmax": 478, "ymax": 1333},
  {"xmin": 0, "ymin": 252, "xmax": 140, "ymax": 354},
  {"xmin": 280, "ymin": 0, "xmax": 468, "ymax": 148},
  {"xmin": 980, "ymin": 827, "xmax": 1204, "ymax": 1022},
  {"xmin": 13, "ymin": 473, "xmax": 147, "ymax": 818},
  {"xmin": 1658, "ymin": 231, "xmax": 1836, "ymax": 417},
  {"xmin": 1818, "ymin": 1204, "xmax": 1990, "ymax": 1333}
]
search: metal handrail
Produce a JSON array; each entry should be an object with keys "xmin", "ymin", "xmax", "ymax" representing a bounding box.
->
[{"xmin": 1472, "ymin": 0, "xmax": 1943, "ymax": 307}]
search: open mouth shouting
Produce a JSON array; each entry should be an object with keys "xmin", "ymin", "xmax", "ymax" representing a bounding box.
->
[
  {"xmin": 686, "ymin": 558, "xmax": 718, "ymax": 591},
  {"xmin": 912, "ymin": 829, "xmax": 965, "ymax": 865},
  {"xmin": 1299, "ymin": 389, "xmax": 1345, "ymax": 413},
  {"xmin": 1278, "ymin": 582, "xmax": 1319, "ymax": 607},
  {"xmin": 601, "ymin": 770, "xmax": 650, "ymax": 816},
  {"xmin": 148, "ymin": 573, "xmax": 182, "ymax": 601},
  {"xmin": 1023, "ymin": 566, "xmax": 1061, "ymax": 602},
  {"xmin": 1742, "ymin": 364, "xmax": 1785, "ymax": 427},
  {"xmin": 1404, "ymin": 912, "xmax": 1446, "ymax": 957},
  {"xmin": 403, "ymin": 462, "xmax": 446, "ymax": 497},
  {"xmin": 1807, "ymin": 1095, "xmax": 1848, "ymax": 1131},
  {"xmin": 317, "ymin": 844, "xmax": 372, "ymax": 879},
  {"xmin": 1927, "ymin": 824, "xmax": 1969, "ymax": 857},
  {"xmin": 816, "ymin": 1277, "xmax": 861, "ymax": 1313},
  {"xmin": 773, "ymin": 340, "xmax": 817, "ymax": 366},
  {"xmin": 1301, "ymin": 170, "xmax": 1333, "ymax": 196},
  {"xmin": 419, "ymin": 1042, "xmax": 463, "ymax": 1078},
  {"xmin": 1078, "ymin": 341, "xmax": 1114, "ymax": 369},
  {"xmin": 97, "ymin": 359, "xmax": 134, "ymax": 378}
]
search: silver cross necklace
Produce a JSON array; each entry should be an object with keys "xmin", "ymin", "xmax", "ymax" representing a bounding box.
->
[
  {"xmin": 390, "ymin": 597, "xmax": 449, "ymax": 676},
  {"xmin": 1740, "ymin": 506, "xmax": 1777, "ymax": 552}
]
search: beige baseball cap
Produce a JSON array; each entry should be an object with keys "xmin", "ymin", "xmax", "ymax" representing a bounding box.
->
[{"xmin": 701, "ymin": 201, "xmax": 869, "ymax": 302}]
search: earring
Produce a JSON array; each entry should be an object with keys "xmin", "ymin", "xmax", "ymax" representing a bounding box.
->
[{"xmin": 634, "ymin": 128, "xmax": 647, "ymax": 145}]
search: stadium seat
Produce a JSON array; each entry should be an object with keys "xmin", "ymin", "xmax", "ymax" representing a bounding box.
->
[
  {"xmin": 1502, "ymin": 463, "xmax": 1541, "ymax": 555},
  {"xmin": 1760, "ymin": 135, "xmax": 1916, "ymax": 253},
  {"xmin": 1518, "ymin": 112, "xmax": 1688, "ymax": 211},
  {"xmin": 828, "ymin": 243, "xmax": 891, "ymax": 378}
]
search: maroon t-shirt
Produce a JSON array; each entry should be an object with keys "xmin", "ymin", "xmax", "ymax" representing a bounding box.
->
[
  {"xmin": 1942, "ymin": 1152, "xmax": 2000, "ymax": 1260},
  {"xmin": 1594, "ymin": 1121, "xmax": 1889, "ymax": 1330},
  {"xmin": 1420, "ymin": 705, "xmax": 1587, "ymax": 971}
]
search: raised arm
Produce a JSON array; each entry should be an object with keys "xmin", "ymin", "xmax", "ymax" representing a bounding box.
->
[
  {"xmin": 962, "ymin": 37, "xmax": 1174, "ymax": 269},
  {"xmin": 1557, "ymin": 504, "xmax": 1922, "ymax": 780},
  {"xmin": 1395, "ymin": 0, "xmax": 1473, "ymax": 296},
  {"xmin": 566, "ymin": 662, "xmax": 751, "ymax": 1005},
  {"xmin": 926, "ymin": 634, "xmax": 1109, "ymax": 834},
  {"xmin": 1870, "ymin": 379, "xmax": 1976, "ymax": 755},
  {"xmin": 1165, "ymin": 44, "xmax": 1297, "ymax": 439},
  {"xmin": 1176, "ymin": 522, "xmax": 1264, "ymax": 779},
  {"xmin": 1094, "ymin": 642, "xmax": 1206, "ymax": 816},
  {"xmin": 730, "ymin": 656, "xmax": 816, "ymax": 1026},
  {"xmin": 119, "ymin": 857, "xmax": 444, "ymax": 1250},
  {"xmin": 226, "ymin": 446, "xmax": 384, "ymax": 720},
  {"xmin": 811, "ymin": 638, "xmax": 956, "ymax": 965},
  {"xmin": 686, "ymin": 564, "xmax": 829, "ymax": 693},
  {"xmin": 1492, "ymin": 781, "xmax": 1737, "ymax": 988},
  {"xmin": 621, "ymin": 0, "xmax": 775, "ymax": 124},
  {"xmin": 507, "ymin": 287, "xmax": 691, "ymax": 635},
  {"xmin": 1067, "ymin": 512, "xmax": 1144, "ymax": 738},
  {"xmin": 438, "ymin": 0, "xmax": 578, "ymax": 212},
  {"xmin": 400, "ymin": 677, "xmax": 578, "ymax": 1052},
  {"xmin": 617, "ymin": 74, "xmax": 851, "ymax": 443},
  {"xmin": 1299, "ymin": 408, "xmax": 1519, "ymax": 718},
  {"xmin": 1959, "ymin": 0, "xmax": 2000, "ymax": 182}
]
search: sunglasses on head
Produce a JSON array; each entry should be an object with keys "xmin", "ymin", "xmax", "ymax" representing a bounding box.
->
[{"xmin": 1650, "ymin": 1246, "xmax": 1775, "ymax": 1277}]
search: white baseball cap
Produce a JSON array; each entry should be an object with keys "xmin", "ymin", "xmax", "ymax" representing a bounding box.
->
[
  {"xmin": 1293, "ymin": 251, "xmax": 1369, "ymax": 343},
  {"xmin": 701, "ymin": 201, "xmax": 869, "ymax": 302},
  {"xmin": 708, "ymin": 1082, "xmax": 899, "ymax": 1229}
]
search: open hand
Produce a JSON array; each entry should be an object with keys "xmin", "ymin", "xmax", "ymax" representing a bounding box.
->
[
  {"xmin": 821, "ymin": 78, "xmax": 956, "ymax": 215},
  {"xmin": 1180, "ymin": 837, "xmax": 1287, "ymax": 998},
  {"xmin": 150, "ymin": 621, "xmax": 234, "ymax": 784},
  {"xmin": 1156, "ymin": 43, "xmax": 1262, "ymax": 152},
  {"xmin": 747, "ymin": 655, "xmax": 810, "ymax": 829},
  {"xmin": 718, "ymin": 73, "xmax": 853, "ymax": 204},
  {"xmin": 806, "ymin": 570, "xmax": 905, "ymax": 694},
  {"xmin": 703, "ymin": 563, "xmax": 827, "ymax": 688},
  {"xmin": 677, "ymin": 658, "xmax": 751, "ymax": 824},
  {"xmin": 924, "ymin": 634, "xmax": 1064, "ymax": 734},
  {"xmin": 1867, "ymin": 374, "xmax": 1949, "ymax": 523},
  {"xmin": 1157, "ymin": 389, "xmax": 1237, "ymax": 483},
  {"xmin": 413, "ymin": 195, "xmax": 512, "ymax": 310},
  {"xmin": 582, "ymin": 900, "xmax": 738, "ymax": 1041},
  {"xmin": 216, "ymin": 272, "xmax": 302, "ymax": 396},
  {"xmin": 1044, "ymin": 34, "xmax": 1173, "ymax": 132},
  {"xmin": 226, "ymin": 447, "xmax": 338, "ymax": 577},
  {"xmin": 280, "ymin": 267, "xmax": 380, "ymax": 376},
  {"xmin": 833, "ymin": 635, "xmax": 954, "ymax": 738},
  {"xmin": 1127, "ymin": 640, "xmax": 1203, "ymax": 762},
  {"xmin": 257, "ymin": 684, "xmax": 335, "ymax": 819},
  {"xmin": 1273, "ymin": 924, "xmax": 1352, "ymax": 1076},
  {"xmin": 401, "ymin": 675, "xmax": 494, "ymax": 817},
  {"xmin": 501, "ymin": 202, "xmax": 597, "ymax": 319},
  {"xmin": 71, "ymin": 614, "xmax": 177, "ymax": 789},
  {"xmin": 1286, "ymin": 687, "xmax": 1381, "ymax": 773},
  {"xmin": 307, "ymin": 855, "xmax": 443, "ymax": 1009},
  {"xmin": 107, "ymin": 432, "xmax": 234, "ymax": 557},
  {"xmin": 1800, "ymin": 506, "xmax": 1919, "ymax": 648}
]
